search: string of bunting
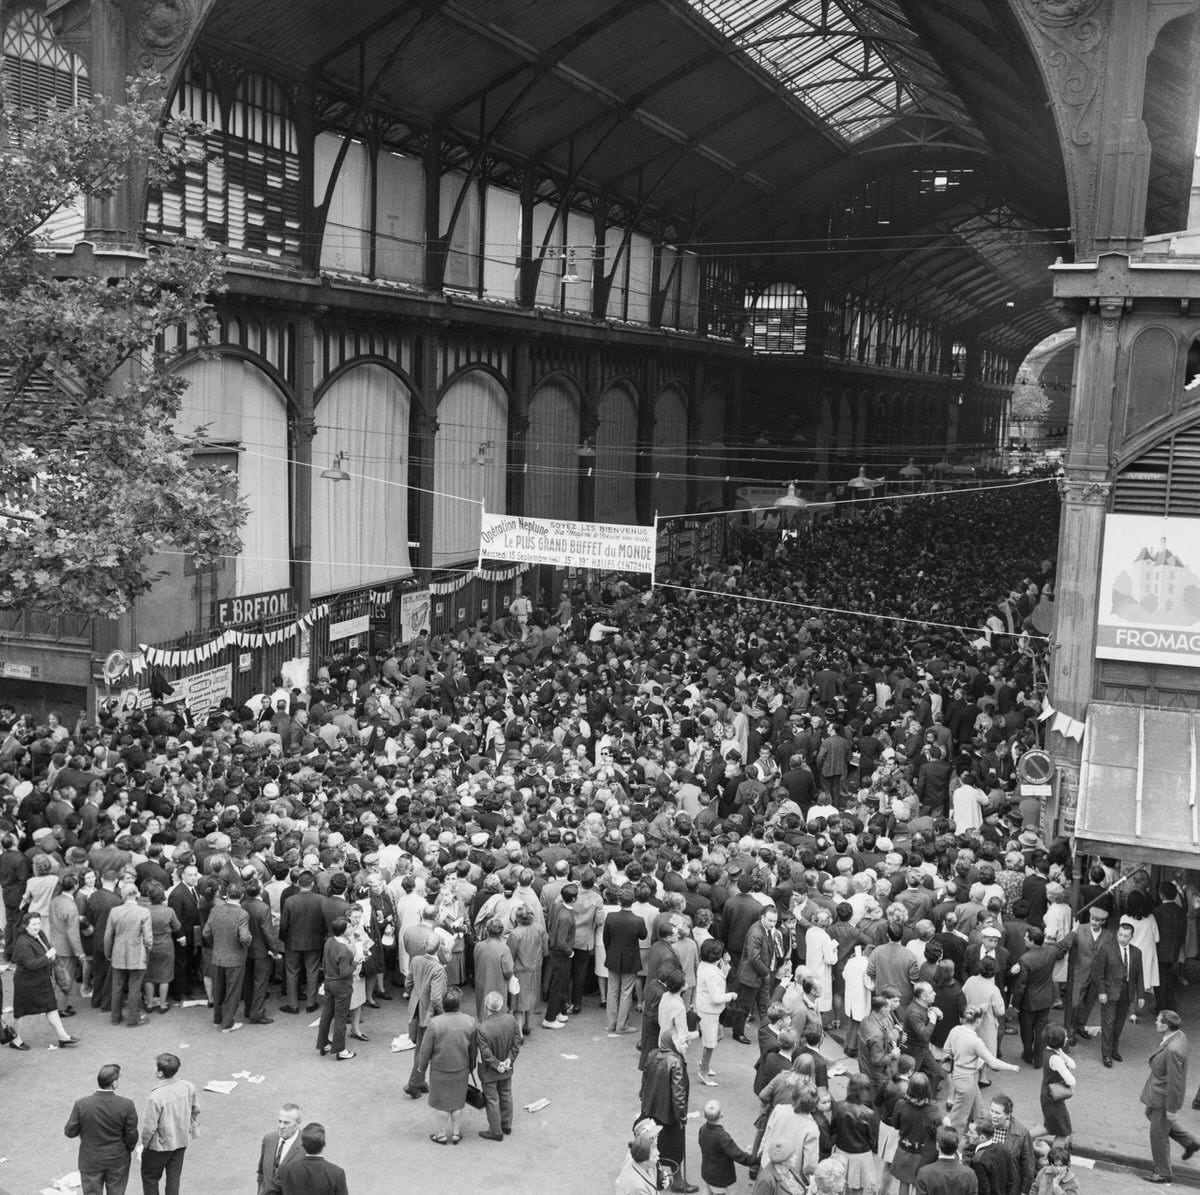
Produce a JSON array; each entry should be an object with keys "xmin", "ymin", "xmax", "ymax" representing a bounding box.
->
[
  {"xmin": 138, "ymin": 604, "xmax": 332, "ymax": 669},
  {"xmin": 429, "ymin": 563, "xmax": 531, "ymax": 596},
  {"xmin": 1038, "ymin": 697, "xmax": 1086, "ymax": 743}
]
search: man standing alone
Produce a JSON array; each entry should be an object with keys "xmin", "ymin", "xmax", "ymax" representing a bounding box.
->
[
  {"xmin": 1142, "ymin": 1010, "xmax": 1200, "ymax": 1183},
  {"xmin": 476, "ymin": 990, "xmax": 522, "ymax": 1142},
  {"xmin": 602, "ymin": 885, "xmax": 646, "ymax": 1034},
  {"xmin": 64, "ymin": 1063, "xmax": 138, "ymax": 1195},
  {"xmin": 140, "ymin": 1052, "xmax": 198, "ymax": 1195}
]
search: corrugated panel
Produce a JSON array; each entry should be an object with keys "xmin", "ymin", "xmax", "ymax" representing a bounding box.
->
[{"xmin": 1114, "ymin": 423, "xmax": 1200, "ymax": 517}]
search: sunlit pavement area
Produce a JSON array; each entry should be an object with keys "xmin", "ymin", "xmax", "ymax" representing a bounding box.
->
[{"xmin": 6, "ymin": 979, "xmax": 1200, "ymax": 1193}]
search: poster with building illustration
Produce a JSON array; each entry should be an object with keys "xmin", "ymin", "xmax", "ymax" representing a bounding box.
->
[{"xmin": 1096, "ymin": 513, "xmax": 1200, "ymax": 667}]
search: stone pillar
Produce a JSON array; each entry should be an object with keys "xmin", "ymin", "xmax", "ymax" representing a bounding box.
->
[
  {"xmin": 1049, "ymin": 476, "xmax": 1112, "ymax": 766},
  {"xmin": 293, "ymin": 312, "xmax": 319, "ymax": 615},
  {"xmin": 67, "ymin": 0, "xmax": 218, "ymax": 245},
  {"xmin": 508, "ymin": 341, "xmax": 532, "ymax": 516},
  {"xmin": 410, "ymin": 333, "xmax": 441, "ymax": 574},
  {"xmin": 1048, "ymin": 295, "xmax": 1122, "ymax": 731}
]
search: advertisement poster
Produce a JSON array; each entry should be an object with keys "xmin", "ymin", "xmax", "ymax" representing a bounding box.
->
[
  {"xmin": 400, "ymin": 590, "xmax": 431, "ymax": 643},
  {"xmin": 1055, "ymin": 762, "xmax": 1078, "ymax": 839},
  {"xmin": 102, "ymin": 663, "xmax": 232, "ymax": 721},
  {"xmin": 1096, "ymin": 513, "xmax": 1200, "ymax": 668},
  {"xmin": 479, "ymin": 512, "xmax": 655, "ymax": 575}
]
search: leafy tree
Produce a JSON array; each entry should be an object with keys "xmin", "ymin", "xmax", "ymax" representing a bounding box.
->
[
  {"xmin": 0, "ymin": 78, "xmax": 244, "ymax": 617},
  {"xmin": 1010, "ymin": 378, "xmax": 1052, "ymax": 424}
]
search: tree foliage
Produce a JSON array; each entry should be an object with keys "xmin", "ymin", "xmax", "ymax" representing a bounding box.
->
[{"xmin": 0, "ymin": 78, "xmax": 245, "ymax": 617}]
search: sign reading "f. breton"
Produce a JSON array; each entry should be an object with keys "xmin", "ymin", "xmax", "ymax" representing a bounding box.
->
[{"xmin": 213, "ymin": 587, "xmax": 296, "ymax": 627}]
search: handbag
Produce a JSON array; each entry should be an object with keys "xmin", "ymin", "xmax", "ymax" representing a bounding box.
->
[
  {"xmin": 508, "ymin": 974, "xmax": 521, "ymax": 996},
  {"xmin": 685, "ymin": 1008, "xmax": 700, "ymax": 1033},
  {"xmin": 1047, "ymin": 1082, "xmax": 1073, "ymax": 1103},
  {"xmin": 465, "ymin": 1076, "xmax": 486, "ymax": 1109}
]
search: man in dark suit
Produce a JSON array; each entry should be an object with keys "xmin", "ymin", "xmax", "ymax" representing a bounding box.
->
[
  {"xmin": 242, "ymin": 878, "xmax": 284, "ymax": 1024},
  {"xmin": 279, "ymin": 871, "xmax": 325, "ymax": 1013},
  {"xmin": 87, "ymin": 878, "xmax": 123, "ymax": 1012},
  {"xmin": 1154, "ymin": 885, "xmax": 1188, "ymax": 1015},
  {"xmin": 1064, "ymin": 905, "xmax": 1111, "ymax": 1041},
  {"xmin": 475, "ymin": 989, "xmax": 522, "ymax": 1141},
  {"xmin": 915, "ymin": 1126, "xmax": 978, "ymax": 1195},
  {"xmin": 1094, "ymin": 919, "xmax": 1145, "ymax": 1067},
  {"xmin": 167, "ymin": 864, "xmax": 203, "ymax": 1001},
  {"xmin": 1142, "ymin": 1010, "xmax": 1200, "ymax": 1183},
  {"xmin": 1010, "ymin": 927, "xmax": 1059, "ymax": 1067},
  {"xmin": 1, "ymin": 832, "xmax": 30, "ymax": 962},
  {"xmin": 278, "ymin": 1123, "xmax": 349, "ymax": 1195},
  {"xmin": 753, "ymin": 1026, "xmax": 796, "ymax": 1096},
  {"xmin": 731, "ymin": 904, "xmax": 781, "ymax": 1044},
  {"xmin": 64, "ymin": 1063, "xmax": 139, "ymax": 1195},
  {"xmin": 257, "ymin": 1102, "xmax": 303, "ymax": 1195},
  {"xmin": 601, "ymin": 885, "xmax": 646, "ymax": 1034},
  {"xmin": 719, "ymin": 876, "xmax": 763, "ymax": 974}
]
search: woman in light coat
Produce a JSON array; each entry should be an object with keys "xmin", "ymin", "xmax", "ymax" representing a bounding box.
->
[{"xmin": 804, "ymin": 910, "xmax": 838, "ymax": 1024}]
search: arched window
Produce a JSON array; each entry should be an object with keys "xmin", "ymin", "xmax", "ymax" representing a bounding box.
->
[
  {"xmin": 147, "ymin": 56, "xmax": 302, "ymax": 257},
  {"xmin": 745, "ymin": 283, "xmax": 807, "ymax": 354}
]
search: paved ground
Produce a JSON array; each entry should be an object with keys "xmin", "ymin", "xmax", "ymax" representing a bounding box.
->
[{"xmin": 6, "ymin": 977, "xmax": 1200, "ymax": 1193}]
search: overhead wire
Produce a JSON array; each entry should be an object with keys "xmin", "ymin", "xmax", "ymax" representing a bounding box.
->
[{"xmin": 651, "ymin": 581, "xmax": 1050, "ymax": 642}]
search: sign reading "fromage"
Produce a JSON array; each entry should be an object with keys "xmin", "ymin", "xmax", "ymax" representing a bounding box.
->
[{"xmin": 478, "ymin": 512, "xmax": 656, "ymax": 575}]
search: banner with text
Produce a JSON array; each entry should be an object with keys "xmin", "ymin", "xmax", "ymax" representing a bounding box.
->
[
  {"xmin": 1096, "ymin": 512, "xmax": 1200, "ymax": 668},
  {"xmin": 479, "ymin": 512, "xmax": 656, "ymax": 576}
]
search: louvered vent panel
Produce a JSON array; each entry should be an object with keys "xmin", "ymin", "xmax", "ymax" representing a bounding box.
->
[{"xmin": 1114, "ymin": 424, "xmax": 1200, "ymax": 516}]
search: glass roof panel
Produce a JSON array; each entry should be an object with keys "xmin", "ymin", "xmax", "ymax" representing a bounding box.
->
[{"xmin": 684, "ymin": 0, "xmax": 971, "ymax": 143}]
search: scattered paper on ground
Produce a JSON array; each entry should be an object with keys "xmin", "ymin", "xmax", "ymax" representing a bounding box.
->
[
  {"xmin": 204, "ymin": 1080, "xmax": 237, "ymax": 1095},
  {"xmin": 232, "ymin": 1070, "xmax": 252, "ymax": 1079},
  {"xmin": 181, "ymin": 1000, "xmax": 207, "ymax": 1008},
  {"xmin": 43, "ymin": 1172, "xmax": 81, "ymax": 1193},
  {"xmin": 391, "ymin": 1035, "xmax": 415, "ymax": 1052},
  {"xmin": 1073, "ymin": 1158, "xmax": 1095, "ymax": 1170},
  {"xmin": 525, "ymin": 1098, "xmax": 550, "ymax": 1112},
  {"xmin": 308, "ymin": 1019, "xmax": 321, "ymax": 1028},
  {"xmin": 248, "ymin": 1074, "xmax": 266, "ymax": 1084},
  {"xmin": 560, "ymin": 1053, "xmax": 578, "ymax": 1060}
]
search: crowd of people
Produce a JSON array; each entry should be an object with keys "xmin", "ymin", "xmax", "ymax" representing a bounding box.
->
[{"xmin": 2, "ymin": 481, "xmax": 1175, "ymax": 1192}]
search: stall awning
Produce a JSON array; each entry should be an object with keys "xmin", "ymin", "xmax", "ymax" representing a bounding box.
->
[{"xmin": 1075, "ymin": 702, "xmax": 1200, "ymax": 869}]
